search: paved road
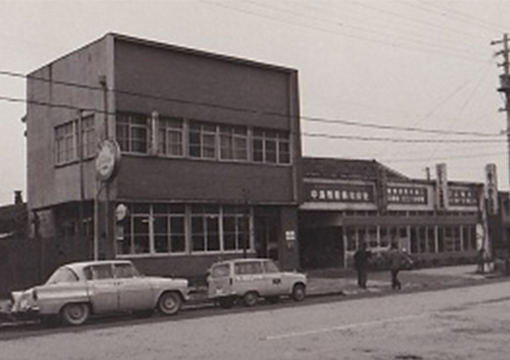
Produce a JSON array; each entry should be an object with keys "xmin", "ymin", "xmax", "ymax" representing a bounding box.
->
[{"xmin": 2, "ymin": 281, "xmax": 510, "ymax": 360}]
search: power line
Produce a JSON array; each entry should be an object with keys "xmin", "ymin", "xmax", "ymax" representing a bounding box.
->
[
  {"xmin": 296, "ymin": 0, "xmax": 489, "ymax": 49},
  {"xmin": 0, "ymin": 69, "xmax": 502, "ymax": 138},
  {"xmin": 0, "ymin": 94, "xmax": 505, "ymax": 145},
  {"xmin": 347, "ymin": 0, "xmax": 493, "ymax": 41},
  {"xmin": 302, "ymin": 116, "xmax": 501, "ymax": 138},
  {"xmin": 382, "ymin": 150, "xmax": 508, "ymax": 164},
  {"xmin": 302, "ymin": 132, "xmax": 504, "ymax": 144},
  {"xmin": 201, "ymin": 0, "xmax": 489, "ymax": 63},
  {"xmin": 417, "ymin": 0, "xmax": 508, "ymax": 32},
  {"xmin": 243, "ymin": 0, "xmax": 483, "ymax": 55}
]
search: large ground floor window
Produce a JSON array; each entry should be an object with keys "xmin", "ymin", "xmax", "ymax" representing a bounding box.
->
[
  {"xmin": 345, "ymin": 223, "xmax": 478, "ymax": 254},
  {"xmin": 116, "ymin": 203, "xmax": 253, "ymax": 256}
]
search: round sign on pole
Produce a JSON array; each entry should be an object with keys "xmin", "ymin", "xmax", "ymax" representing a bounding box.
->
[
  {"xmin": 96, "ymin": 139, "xmax": 121, "ymax": 182},
  {"xmin": 115, "ymin": 203, "xmax": 128, "ymax": 222}
]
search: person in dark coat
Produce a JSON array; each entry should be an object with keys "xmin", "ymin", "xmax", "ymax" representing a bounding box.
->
[
  {"xmin": 353, "ymin": 242, "xmax": 372, "ymax": 289},
  {"xmin": 387, "ymin": 242, "xmax": 412, "ymax": 290},
  {"xmin": 477, "ymin": 248, "xmax": 486, "ymax": 274}
]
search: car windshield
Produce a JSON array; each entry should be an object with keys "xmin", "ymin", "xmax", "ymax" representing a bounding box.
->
[
  {"xmin": 263, "ymin": 260, "xmax": 280, "ymax": 273},
  {"xmin": 46, "ymin": 267, "xmax": 79, "ymax": 284}
]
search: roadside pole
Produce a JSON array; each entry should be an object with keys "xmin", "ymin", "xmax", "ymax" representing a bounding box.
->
[{"xmin": 491, "ymin": 34, "xmax": 510, "ymax": 274}]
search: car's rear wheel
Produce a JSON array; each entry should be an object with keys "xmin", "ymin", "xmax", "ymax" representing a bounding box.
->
[
  {"xmin": 157, "ymin": 292, "xmax": 182, "ymax": 315},
  {"xmin": 291, "ymin": 284, "xmax": 306, "ymax": 302},
  {"xmin": 243, "ymin": 291, "xmax": 258, "ymax": 307},
  {"xmin": 61, "ymin": 303, "xmax": 90, "ymax": 326}
]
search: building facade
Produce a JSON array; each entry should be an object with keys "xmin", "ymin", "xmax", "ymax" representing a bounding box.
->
[
  {"xmin": 299, "ymin": 158, "xmax": 484, "ymax": 269},
  {"xmin": 26, "ymin": 34, "xmax": 301, "ymax": 279}
]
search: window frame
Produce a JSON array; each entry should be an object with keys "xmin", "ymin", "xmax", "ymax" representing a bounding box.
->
[
  {"xmin": 116, "ymin": 113, "xmax": 150, "ymax": 154},
  {"xmin": 158, "ymin": 117, "xmax": 184, "ymax": 157}
]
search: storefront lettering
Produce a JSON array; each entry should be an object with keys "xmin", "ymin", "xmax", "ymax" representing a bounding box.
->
[
  {"xmin": 386, "ymin": 186, "xmax": 428, "ymax": 205},
  {"xmin": 306, "ymin": 183, "xmax": 374, "ymax": 203}
]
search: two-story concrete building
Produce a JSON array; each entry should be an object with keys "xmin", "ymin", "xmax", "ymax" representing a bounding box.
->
[{"xmin": 26, "ymin": 33, "xmax": 301, "ymax": 279}]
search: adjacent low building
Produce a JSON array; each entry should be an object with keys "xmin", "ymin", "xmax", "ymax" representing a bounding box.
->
[{"xmin": 299, "ymin": 158, "xmax": 484, "ymax": 269}]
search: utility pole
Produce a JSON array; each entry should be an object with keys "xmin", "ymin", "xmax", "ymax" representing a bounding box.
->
[
  {"xmin": 491, "ymin": 33, "xmax": 510, "ymax": 274},
  {"xmin": 77, "ymin": 110, "xmax": 85, "ymax": 260}
]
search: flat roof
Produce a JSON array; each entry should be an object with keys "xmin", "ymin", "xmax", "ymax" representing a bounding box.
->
[{"xmin": 29, "ymin": 32, "xmax": 297, "ymax": 76}]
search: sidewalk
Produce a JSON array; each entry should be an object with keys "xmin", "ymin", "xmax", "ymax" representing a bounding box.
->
[{"xmin": 305, "ymin": 264, "xmax": 499, "ymax": 298}]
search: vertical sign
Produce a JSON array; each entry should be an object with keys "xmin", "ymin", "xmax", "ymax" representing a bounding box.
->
[
  {"xmin": 436, "ymin": 163, "xmax": 448, "ymax": 210},
  {"xmin": 485, "ymin": 163, "xmax": 499, "ymax": 215},
  {"xmin": 149, "ymin": 111, "xmax": 159, "ymax": 156},
  {"xmin": 376, "ymin": 166, "xmax": 388, "ymax": 213}
]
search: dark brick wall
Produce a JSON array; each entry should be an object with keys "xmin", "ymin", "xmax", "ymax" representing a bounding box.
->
[
  {"xmin": 114, "ymin": 38, "xmax": 294, "ymax": 128},
  {"xmin": 116, "ymin": 157, "xmax": 294, "ymax": 203}
]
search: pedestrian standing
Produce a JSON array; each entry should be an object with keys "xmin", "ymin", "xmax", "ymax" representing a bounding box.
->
[
  {"xmin": 354, "ymin": 242, "xmax": 372, "ymax": 289},
  {"xmin": 477, "ymin": 248, "xmax": 486, "ymax": 274},
  {"xmin": 388, "ymin": 242, "xmax": 406, "ymax": 290}
]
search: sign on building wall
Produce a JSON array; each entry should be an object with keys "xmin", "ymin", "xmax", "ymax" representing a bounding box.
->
[
  {"xmin": 448, "ymin": 188, "xmax": 478, "ymax": 206},
  {"xmin": 435, "ymin": 163, "xmax": 449, "ymax": 209},
  {"xmin": 305, "ymin": 183, "xmax": 374, "ymax": 203},
  {"xmin": 485, "ymin": 163, "xmax": 498, "ymax": 215},
  {"xmin": 376, "ymin": 167, "xmax": 388, "ymax": 211},
  {"xmin": 386, "ymin": 186, "xmax": 428, "ymax": 204}
]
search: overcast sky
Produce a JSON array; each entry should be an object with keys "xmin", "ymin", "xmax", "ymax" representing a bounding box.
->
[{"xmin": 1, "ymin": 0, "xmax": 510, "ymax": 205}]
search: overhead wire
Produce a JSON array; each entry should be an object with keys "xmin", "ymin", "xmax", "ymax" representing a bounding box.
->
[
  {"xmin": 201, "ymin": 0, "xmax": 489, "ymax": 63},
  {"xmin": 242, "ymin": 0, "xmax": 483, "ymax": 55},
  {"xmin": 346, "ymin": 0, "xmax": 494, "ymax": 41},
  {"xmin": 0, "ymin": 69, "xmax": 503, "ymax": 139},
  {"xmin": 0, "ymin": 93, "xmax": 505, "ymax": 145},
  {"xmin": 417, "ymin": 0, "xmax": 508, "ymax": 32}
]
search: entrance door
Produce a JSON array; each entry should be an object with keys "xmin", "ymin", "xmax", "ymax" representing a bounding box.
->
[
  {"xmin": 254, "ymin": 215, "xmax": 279, "ymax": 261},
  {"xmin": 299, "ymin": 227, "xmax": 344, "ymax": 269}
]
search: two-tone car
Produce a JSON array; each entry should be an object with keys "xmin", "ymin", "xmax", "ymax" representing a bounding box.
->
[
  {"xmin": 207, "ymin": 258, "xmax": 307, "ymax": 308},
  {"xmin": 9, "ymin": 260, "xmax": 189, "ymax": 326}
]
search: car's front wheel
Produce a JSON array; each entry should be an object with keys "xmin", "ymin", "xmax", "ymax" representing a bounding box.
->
[
  {"xmin": 157, "ymin": 292, "xmax": 182, "ymax": 315},
  {"xmin": 243, "ymin": 291, "xmax": 258, "ymax": 307},
  {"xmin": 61, "ymin": 303, "xmax": 90, "ymax": 326},
  {"xmin": 291, "ymin": 284, "xmax": 306, "ymax": 302}
]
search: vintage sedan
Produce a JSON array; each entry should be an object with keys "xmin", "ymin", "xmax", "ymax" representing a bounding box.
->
[
  {"xmin": 9, "ymin": 260, "xmax": 189, "ymax": 326},
  {"xmin": 207, "ymin": 258, "xmax": 307, "ymax": 308}
]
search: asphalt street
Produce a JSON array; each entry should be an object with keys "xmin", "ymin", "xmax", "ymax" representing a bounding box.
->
[{"xmin": 1, "ymin": 280, "xmax": 510, "ymax": 360}]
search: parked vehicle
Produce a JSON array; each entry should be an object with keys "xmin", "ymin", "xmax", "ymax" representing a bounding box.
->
[
  {"xmin": 9, "ymin": 260, "xmax": 189, "ymax": 326},
  {"xmin": 206, "ymin": 258, "xmax": 307, "ymax": 308}
]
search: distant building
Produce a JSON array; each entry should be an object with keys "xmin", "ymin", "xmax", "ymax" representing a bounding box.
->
[
  {"xmin": 0, "ymin": 191, "xmax": 26, "ymax": 240},
  {"xmin": 26, "ymin": 33, "xmax": 301, "ymax": 278}
]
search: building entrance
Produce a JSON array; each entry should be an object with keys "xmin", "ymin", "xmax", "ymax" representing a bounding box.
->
[{"xmin": 299, "ymin": 227, "xmax": 344, "ymax": 270}]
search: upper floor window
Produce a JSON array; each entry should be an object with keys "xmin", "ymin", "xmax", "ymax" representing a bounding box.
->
[
  {"xmin": 158, "ymin": 117, "xmax": 184, "ymax": 157},
  {"xmin": 55, "ymin": 115, "xmax": 96, "ymax": 166},
  {"xmin": 252, "ymin": 129, "xmax": 291, "ymax": 165},
  {"xmin": 189, "ymin": 121, "xmax": 217, "ymax": 159},
  {"xmin": 220, "ymin": 125, "xmax": 248, "ymax": 161},
  {"xmin": 116, "ymin": 113, "xmax": 149, "ymax": 154},
  {"xmin": 115, "ymin": 112, "xmax": 292, "ymax": 166},
  {"xmin": 81, "ymin": 115, "xmax": 96, "ymax": 158},
  {"xmin": 55, "ymin": 122, "xmax": 75, "ymax": 165}
]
